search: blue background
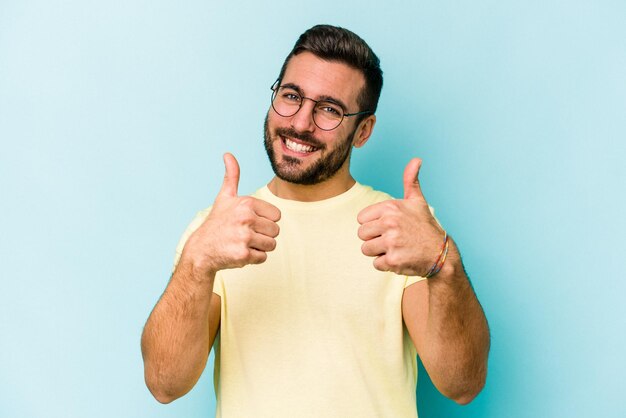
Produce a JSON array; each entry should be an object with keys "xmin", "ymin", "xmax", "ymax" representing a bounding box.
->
[{"xmin": 1, "ymin": 1, "xmax": 624, "ymax": 417}]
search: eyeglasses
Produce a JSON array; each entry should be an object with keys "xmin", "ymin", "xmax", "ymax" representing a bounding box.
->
[{"xmin": 270, "ymin": 80, "xmax": 372, "ymax": 131}]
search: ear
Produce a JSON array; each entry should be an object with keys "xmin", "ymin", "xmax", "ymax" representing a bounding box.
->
[{"xmin": 352, "ymin": 115, "xmax": 376, "ymax": 148}]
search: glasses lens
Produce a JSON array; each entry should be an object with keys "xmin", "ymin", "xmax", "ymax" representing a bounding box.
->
[
  {"xmin": 313, "ymin": 101, "xmax": 344, "ymax": 130},
  {"xmin": 270, "ymin": 85, "xmax": 345, "ymax": 130},
  {"xmin": 272, "ymin": 87, "xmax": 301, "ymax": 117}
]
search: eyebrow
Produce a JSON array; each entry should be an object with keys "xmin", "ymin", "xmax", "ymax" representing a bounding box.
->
[{"xmin": 280, "ymin": 82, "xmax": 349, "ymax": 112}]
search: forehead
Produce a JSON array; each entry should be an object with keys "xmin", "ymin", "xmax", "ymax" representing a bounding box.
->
[{"xmin": 281, "ymin": 52, "xmax": 365, "ymax": 108}]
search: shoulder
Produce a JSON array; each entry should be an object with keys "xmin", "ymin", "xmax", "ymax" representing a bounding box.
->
[
  {"xmin": 188, "ymin": 206, "xmax": 213, "ymax": 229},
  {"xmin": 173, "ymin": 206, "xmax": 213, "ymax": 259},
  {"xmin": 355, "ymin": 183, "xmax": 396, "ymax": 205},
  {"xmin": 356, "ymin": 183, "xmax": 437, "ymax": 218}
]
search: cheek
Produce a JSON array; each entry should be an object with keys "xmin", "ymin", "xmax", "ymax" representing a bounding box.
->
[
  {"xmin": 265, "ymin": 116, "xmax": 281, "ymax": 141},
  {"xmin": 267, "ymin": 109, "xmax": 288, "ymax": 128},
  {"xmin": 331, "ymin": 128, "xmax": 355, "ymax": 148}
]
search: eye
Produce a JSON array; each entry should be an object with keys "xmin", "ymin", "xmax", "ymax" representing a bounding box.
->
[
  {"xmin": 317, "ymin": 102, "xmax": 342, "ymax": 118},
  {"xmin": 280, "ymin": 88, "xmax": 301, "ymax": 103}
]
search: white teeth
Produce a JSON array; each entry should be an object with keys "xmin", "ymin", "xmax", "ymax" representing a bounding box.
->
[{"xmin": 285, "ymin": 138, "xmax": 316, "ymax": 153}]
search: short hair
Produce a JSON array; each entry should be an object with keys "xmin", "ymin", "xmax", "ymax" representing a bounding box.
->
[{"xmin": 277, "ymin": 24, "xmax": 383, "ymax": 122}]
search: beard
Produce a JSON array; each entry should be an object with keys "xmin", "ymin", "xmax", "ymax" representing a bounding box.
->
[{"xmin": 263, "ymin": 114, "xmax": 356, "ymax": 185}]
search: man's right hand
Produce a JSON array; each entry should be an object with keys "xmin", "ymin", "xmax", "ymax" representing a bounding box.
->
[{"xmin": 182, "ymin": 153, "xmax": 281, "ymax": 276}]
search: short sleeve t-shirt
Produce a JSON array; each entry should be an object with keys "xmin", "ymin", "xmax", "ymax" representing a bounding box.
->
[{"xmin": 174, "ymin": 182, "xmax": 427, "ymax": 418}]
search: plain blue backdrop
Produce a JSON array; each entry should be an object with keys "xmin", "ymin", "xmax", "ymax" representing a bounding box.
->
[{"xmin": 1, "ymin": 1, "xmax": 624, "ymax": 417}]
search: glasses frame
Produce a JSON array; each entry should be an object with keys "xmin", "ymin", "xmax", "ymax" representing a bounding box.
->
[{"xmin": 270, "ymin": 80, "xmax": 373, "ymax": 131}]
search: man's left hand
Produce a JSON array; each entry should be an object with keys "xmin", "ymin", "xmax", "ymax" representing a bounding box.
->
[{"xmin": 357, "ymin": 158, "xmax": 445, "ymax": 276}]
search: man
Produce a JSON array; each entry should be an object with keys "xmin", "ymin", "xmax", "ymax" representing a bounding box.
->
[{"xmin": 141, "ymin": 24, "xmax": 490, "ymax": 417}]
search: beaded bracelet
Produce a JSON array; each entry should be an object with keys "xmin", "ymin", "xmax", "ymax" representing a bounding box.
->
[{"xmin": 425, "ymin": 231, "xmax": 449, "ymax": 278}]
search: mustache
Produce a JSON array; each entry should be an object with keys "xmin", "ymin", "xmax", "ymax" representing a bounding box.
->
[{"xmin": 274, "ymin": 127, "xmax": 325, "ymax": 149}]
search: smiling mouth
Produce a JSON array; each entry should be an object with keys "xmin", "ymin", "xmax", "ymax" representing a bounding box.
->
[{"xmin": 282, "ymin": 136, "xmax": 319, "ymax": 154}]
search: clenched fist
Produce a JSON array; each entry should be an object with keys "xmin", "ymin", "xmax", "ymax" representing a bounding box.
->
[
  {"xmin": 183, "ymin": 153, "xmax": 281, "ymax": 276},
  {"xmin": 357, "ymin": 158, "xmax": 445, "ymax": 276}
]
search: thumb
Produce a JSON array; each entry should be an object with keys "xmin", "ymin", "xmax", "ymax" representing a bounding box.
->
[
  {"xmin": 219, "ymin": 152, "xmax": 240, "ymax": 197},
  {"xmin": 403, "ymin": 158, "xmax": 425, "ymax": 201}
]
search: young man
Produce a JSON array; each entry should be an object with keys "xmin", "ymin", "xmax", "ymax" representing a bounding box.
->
[{"xmin": 141, "ymin": 25, "xmax": 490, "ymax": 417}]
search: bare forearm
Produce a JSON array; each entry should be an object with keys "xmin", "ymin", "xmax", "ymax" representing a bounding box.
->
[
  {"xmin": 141, "ymin": 259, "xmax": 215, "ymax": 403},
  {"xmin": 421, "ymin": 240, "xmax": 490, "ymax": 404}
]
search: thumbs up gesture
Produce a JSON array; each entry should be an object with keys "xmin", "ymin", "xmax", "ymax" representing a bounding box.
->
[
  {"xmin": 357, "ymin": 158, "xmax": 444, "ymax": 276},
  {"xmin": 183, "ymin": 153, "xmax": 281, "ymax": 276}
]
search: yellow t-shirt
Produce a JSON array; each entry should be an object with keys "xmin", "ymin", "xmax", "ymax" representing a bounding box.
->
[{"xmin": 174, "ymin": 182, "xmax": 426, "ymax": 418}]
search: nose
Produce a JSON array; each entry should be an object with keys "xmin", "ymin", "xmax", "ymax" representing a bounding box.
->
[{"xmin": 290, "ymin": 99, "xmax": 316, "ymax": 133}]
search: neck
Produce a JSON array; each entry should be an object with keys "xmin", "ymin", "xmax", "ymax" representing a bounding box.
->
[{"xmin": 267, "ymin": 170, "xmax": 356, "ymax": 202}]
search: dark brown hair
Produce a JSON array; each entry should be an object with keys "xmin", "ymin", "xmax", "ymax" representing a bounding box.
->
[{"xmin": 277, "ymin": 24, "xmax": 383, "ymax": 122}]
